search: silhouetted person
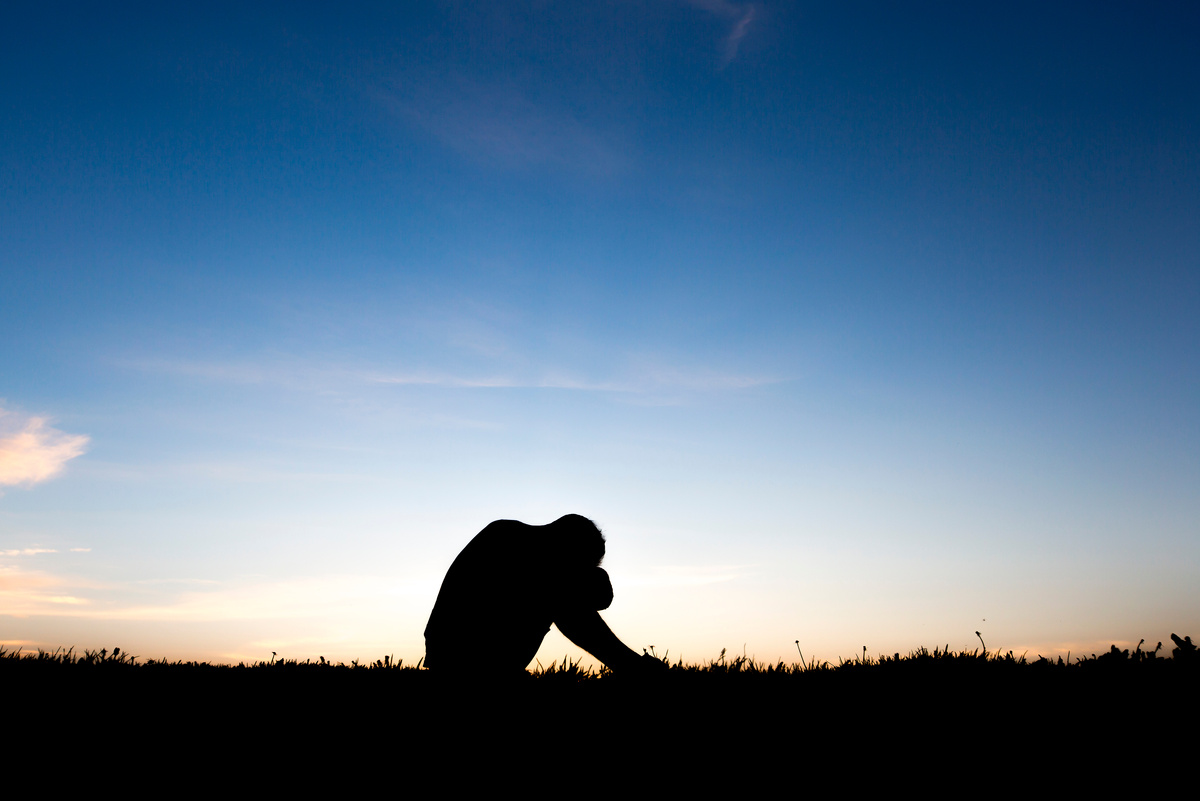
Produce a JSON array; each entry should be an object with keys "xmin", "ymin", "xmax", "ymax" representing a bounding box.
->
[{"xmin": 424, "ymin": 514, "xmax": 661, "ymax": 676}]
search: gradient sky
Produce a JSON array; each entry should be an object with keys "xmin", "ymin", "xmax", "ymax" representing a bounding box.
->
[{"xmin": 2, "ymin": 1, "xmax": 1197, "ymax": 667}]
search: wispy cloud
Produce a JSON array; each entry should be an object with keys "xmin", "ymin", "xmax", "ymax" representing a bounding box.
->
[
  {"xmin": 0, "ymin": 407, "xmax": 89, "ymax": 487},
  {"xmin": 363, "ymin": 371, "xmax": 629, "ymax": 393},
  {"xmin": 0, "ymin": 548, "xmax": 58, "ymax": 556},
  {"xmin": 625, "ymin": 564, "xmax": 752, "ymax": 587},
  {"xmin": 122, "ymin": 357, "xmax": 778, "ymax": 400},
  {"xmin": 0, "ymin": 566, "xmax": 436, "ymax": 622},
  {"xmin": 684, "ymin": 0, "xmax": 758, "ymax": 64},
  {"xmin": 132, "ymin": 577, "xmax": 221, "ymax": 586},
  {"xmin": 117, "ymin": 358, "xmax": 274, "ymax": 385},
  {"xmin": 378, "ymin": 75, "xmax": 627, "ymax": 175},
  {"xmin": 106, "ymin": 575, "xmax": 436, "ymax": 622},
  {"xmin": 0, "ymin": 563, "xmax": 96, "ymax": 614}
]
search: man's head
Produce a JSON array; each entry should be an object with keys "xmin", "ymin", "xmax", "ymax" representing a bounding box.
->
[
  {"xmin": 548, "ymin": 513, "xmax": 606, "ymax": 567},
  {"xmin": 546, "ymin": 515, "xmax": 612, "ymax": 610}
]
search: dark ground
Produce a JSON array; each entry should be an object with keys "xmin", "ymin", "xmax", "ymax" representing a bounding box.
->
[{"xmin": 7, "ymin": 639, "xmax": 1196, "ymax": 789}]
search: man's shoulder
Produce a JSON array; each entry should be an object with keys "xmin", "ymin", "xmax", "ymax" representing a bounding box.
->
[
  {"xmin": 451, "ymin": 520, "xmax": 537, "ymax": 567},
  {"xmin": 471, "ymin": 519, "xmax": 536, "ymax": 547},
  {"xmin": 481, "ymin": 519, "xmax": 526, "ymax": 534}
]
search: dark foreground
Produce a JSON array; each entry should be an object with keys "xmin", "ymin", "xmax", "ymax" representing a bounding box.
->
[{"xmin": 8, "ymin": 638, "xmax": 1197, "ymax": 788}]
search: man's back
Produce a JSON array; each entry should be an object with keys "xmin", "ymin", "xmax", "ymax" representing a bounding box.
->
[{"xmin": 424, "ymin": 520, "xmax": 556, "ymax": 671}]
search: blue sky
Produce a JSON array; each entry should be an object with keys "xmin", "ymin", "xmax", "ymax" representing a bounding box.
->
[{"xmin": 2, "ymin": 1, "xmax": 1198, "ymax": 665}]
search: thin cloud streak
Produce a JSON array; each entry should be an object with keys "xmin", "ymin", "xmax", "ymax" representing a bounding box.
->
[
  {"xmin": 0, "ymin": 564, "xmax": 96, "ymax": 615},
  {"xmin": 623, "ymin": 564, "xmax": 752, "ymax": 587},
  {"xmin": 74, "ymin": 458, "xmax": 384, "ymax": 486},
  {"xmin": 0, "ymin": 407, "xmax": 89, "ymax": 487},
  {"xmin": 683, "ymin": 0, "xmax": 758, "ymax": 64},
  {"xmin": 724, "ymin": 5, "xmax": 756, "ymax": 63},
  {"xmin": 378, "ymin": 75, "xmax": 627, "ymax": 176},
  {"xmin": 364, "ymin": 372, "xmax": 630, "ymax": 393},
  {"xmin": 0, "ymin": 567, "xmax": 437, "ymax": 622},
  {"xmin": 122, "ymin": 357, "xmax": 779, "ymax": 397}
]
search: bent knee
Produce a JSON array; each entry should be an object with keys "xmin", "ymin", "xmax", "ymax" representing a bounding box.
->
[{"xmin": 587, "ymin": 566, "xmax": 614, "ymax": 610}]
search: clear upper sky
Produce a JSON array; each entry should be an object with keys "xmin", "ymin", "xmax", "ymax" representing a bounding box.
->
[{"xmin": 2, "ymin": 2, "xmax": 1197, "ymax": 666}]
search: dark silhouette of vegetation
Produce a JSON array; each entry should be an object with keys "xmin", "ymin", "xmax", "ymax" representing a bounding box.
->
[
  {"xmin": 8, "ymin": 635, "xmax": 1193, "ymax": 780},
  {"xmin": 5, "ymin": 633, "xmax": 1196, "ymax": 679}
]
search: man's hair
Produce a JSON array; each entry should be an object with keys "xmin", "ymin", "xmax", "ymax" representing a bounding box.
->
[{"xmin": 548, "ymin": 514, "xmax": 606, "ymax": 567}]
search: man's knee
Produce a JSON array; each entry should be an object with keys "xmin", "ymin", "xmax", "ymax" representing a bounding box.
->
[{"xmin": 584, "ymin": 567, "xmax": 613, "ymax": 610}]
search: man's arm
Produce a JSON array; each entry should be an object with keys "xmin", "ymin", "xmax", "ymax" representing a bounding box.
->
[{"xmin": 553, "ymin": 609, "xmax": 647, "ymax": 673}]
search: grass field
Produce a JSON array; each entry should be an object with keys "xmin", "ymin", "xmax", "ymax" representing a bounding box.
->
[
  {"xmin": 7, "ymin": 634, "xmax": 1196, "ymax": 783},
  {"xmin": 4, "ymin": 632, "xmax": 1196, "ymax": 676}
]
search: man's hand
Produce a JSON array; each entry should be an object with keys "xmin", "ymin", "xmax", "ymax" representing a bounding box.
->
[{"xmin": 639, "ymin": 652, "xmax": 670, "ymax": 674}]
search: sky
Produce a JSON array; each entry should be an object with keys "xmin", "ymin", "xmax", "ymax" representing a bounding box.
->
[{"xmin": 1, "ymin": 1, "xmax": 1198, "ymax": 667}]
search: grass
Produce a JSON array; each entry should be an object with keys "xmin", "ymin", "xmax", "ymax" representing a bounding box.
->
[
  {"xmin": 3, "ymin": 633, "xmax": 1195, "ymax": 679},
  {"xmin": 7, "ymin": 634, "xmax": 1196, "ymax": 772}
]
